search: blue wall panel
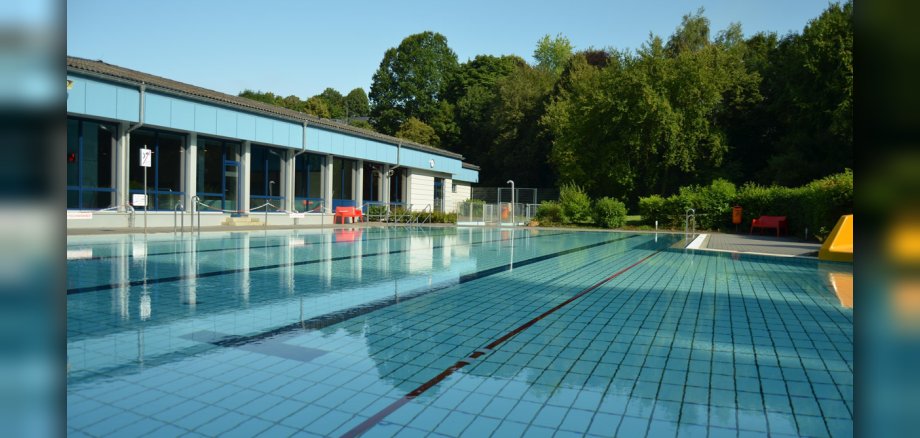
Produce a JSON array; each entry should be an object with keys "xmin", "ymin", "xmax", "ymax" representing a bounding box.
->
[
  {"xmin": 453, "ymin": 167, "xmax": 479, "ymax": 183},
  {"xmin": 115, "ymin": 88, "xmax": 140, "ymax": 122},
  {"xmin": 237, "ymin": 113, "xmax": 255, "ymax": 140},
  {"xmin": 194, "ymin": 105, "xmax": 217, "ymax": 135},
  {"xmin": 66, "ymin": 75, "xmax": 86, "ymax": 115},
  {"xmin": 289, "ymin": 124, "xmax": 303, "ymax": 149},
  {"xmin": 84, "ymin": 80, "xmax": 118, "ymax": 119},
  {"xmin": 216, "ymin": 109, "xmax": 237, "ymax": 138},
  {"xmin": 255, "ymin": 118, "xmax": 273, "ymax": 143},
  {"xmin": 272, "ymin": 120, "xmax": 289, "ymax": 146},
  {"xmin": 170, "ymin": 99, "xmax": 195, "ymax": 132},
  {"xmin": 144, "ymin": 93, "xmax": 171, "ymax": 127}
]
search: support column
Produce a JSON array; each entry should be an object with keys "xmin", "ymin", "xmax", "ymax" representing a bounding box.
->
[
  {"xmin": 382, "ymin": 164, "xmax": 391, "ymax": 205},
  {"xmin": 405, "ymin": 168, "xmax": 413, "ymax": 210},
  {"xmin": 355, "ymin": 159, "xmax": 363, "ymax": 209},
  {"xmin": 185, "ymin": 133, "xmax": 197, "ymax": 213},
  {"xmin": 116, "ymin": 122, "xmax": 130, "ymax": 211},
  {"xmin": 324, "ymin": 154, "xmax": 334, "ymax": 213},
  {"xmin": 241, "ymin": 141, "xmax": 251, "ymax": 214},
  {"xmin": 285, "ymin": 150, "xmax": 296, "ymax": 212}
]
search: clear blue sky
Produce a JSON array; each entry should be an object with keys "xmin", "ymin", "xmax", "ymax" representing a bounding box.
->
[{"xmin": 67, "ymin": 0, "xmax": 834, "ymax": 99}]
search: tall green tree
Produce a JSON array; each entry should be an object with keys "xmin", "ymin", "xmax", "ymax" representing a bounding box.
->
[
  {"xmin": 395, "ymin": 117, "xmax": 439, "ymax": 146},
  {"xmin": 544, "ymin": 13, "xmax": 760, "ymax": 202},
  {"xmin": 369, "ymin": 31, "xmax": 459, "ymax": 136},
  {"xmin": 344, "ymin": 88, "xmax": 370, "ymax": 118},
  {"xmin": 316, "ymin": 88, "xmax": 345, "ymax": 119},
  {"xmin": 534, "ymin": 33, "xmax": 574, "ymax": 76}
]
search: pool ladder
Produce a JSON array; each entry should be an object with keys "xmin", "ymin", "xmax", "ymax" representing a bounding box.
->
[
  {"xmin": 684, "ymin": 208, "xmax": 696, "ymax": 242},
  {"xmin": 173, "ymin": 199, "xmax": 185, "ymax": 233}
]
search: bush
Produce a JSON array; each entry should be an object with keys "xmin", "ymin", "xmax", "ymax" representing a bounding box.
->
[
  {"xmin": 638, "ymin": 195, "xmax": 667, "ymax": 225},
  {"xmin": 535, "ymin": 200, "xmax": 564, "ymax": 224},
  {"xmin": 637, "ymin": 170, "xmax": 852, "ymax": 238},
  {"xmin": 429, "ymin": 211, "xmax": 457, "ymax": 223},
  {"xmin": 593, "ymin": 197, "xmax": 627, "ymax": 228},
  {"xmin": 458, "ymin": 199, "xmax": 485, "ymax": 218},
  {"xmin": 559, "ymin": 182, "xmax": 592, "ymax": 224}
]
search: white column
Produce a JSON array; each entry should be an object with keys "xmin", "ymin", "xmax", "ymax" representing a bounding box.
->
[
  {"xmin": 382, "ymin": 164, "xmax": 390, "ymax": 205},
  {"xmin": 185, "ymin": 133, "xmax": 197, "ymax": 213},
  {"xmin": 324, "ymin": 154, "xmax": 334, "ymax": 213},
  {"xmin": 405, "ymin": 168, "xmax": 412, "ymax": 209},
  {"xmin": 355, "ymin": 159, "xmax": 364, "ymax": 208},
  {"xmin": 241, "ymin": 141, "xmax": 251, "ymax": 214},
  {"xmin": 116, "ymin": 122, "xmax": 129, "ymax": 211},
  {"xmin": 285, "ymin": 150, "xmax": 296, "ymax": 211}
]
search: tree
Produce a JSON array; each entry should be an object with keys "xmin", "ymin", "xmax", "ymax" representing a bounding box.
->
[
  {"xmin": 303, "ymin": 96, "xmax": 331, "ymax": 119},
  {"xmin": 348, "ymin": 119, "xmax": 374, "ymax": 131},
  {"xmin": 344, "ymin": 88, "xmax": 370, "ymax": 118},
  {"xmin": 369, "ymin": 32, "xmax": 459, "ymax": 135},
  {"xmin": 317, "ymin": 88, "xmax": 345, "ymax": 119},
  {"xmin": 534, "ymin": 33, "xmax": 574, "ymax": 75},
  {"xmin": 395, "ymin": 117, "xmax": 439, "ymax": 146},
  {"xmin": 543, "ymin": 12, "xmax": 761, "ymax": 202}
]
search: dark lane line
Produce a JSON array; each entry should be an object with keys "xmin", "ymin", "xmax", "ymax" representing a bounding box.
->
[
  {"xmin": 340, "ymin": 247, "xmax": 665, "ymax": 438},
  {"xmin": 67, "ymin": 230, "xmax": 575, "ymax": 295},
  {"xmin": 69, "ymin": 228, "xmax": 456, "ymax": 261},
  {"xmin": 68, "ymin": 234, "xmax": 641, "ymax": 384}
]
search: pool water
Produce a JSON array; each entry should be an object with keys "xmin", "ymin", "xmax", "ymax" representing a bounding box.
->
[{"xmin": 67, "ymin": 227, "xmax": 853, "ymax": 437}]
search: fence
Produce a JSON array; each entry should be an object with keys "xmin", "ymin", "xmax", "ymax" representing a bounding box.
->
[
  {"xmin": 470, "ymin": 187, "xmax": 559, "ymax": 205},
  {"xmin": 457, "ymin": 202, "xmax": 539, "ymax": 226}
]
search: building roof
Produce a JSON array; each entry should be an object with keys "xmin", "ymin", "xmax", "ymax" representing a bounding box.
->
[
  {"xmin": 461, "ymin": 162, "xmax": 481, "ymax": 170},
  {"xmin": 66, "ymin": 56, "xmax": 466, "ymax": 161}
]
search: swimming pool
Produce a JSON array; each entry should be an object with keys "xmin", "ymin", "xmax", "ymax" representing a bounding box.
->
[{"xmin": 67, "ymin": 227, "xmax": 852, "ymax": 437}]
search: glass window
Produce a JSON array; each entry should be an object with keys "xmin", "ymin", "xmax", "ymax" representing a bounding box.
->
[
  {"xmin": 197, "ymin": 138, "xmax": 223, "ymax": 195},
  {"xmin": 129, "ymin": 128, "xmax": 185, "ymax": 210},
  {"xmin": 389, "ymin": 168, "xmax": 404, "ymax": 204},
  {"xmin": 332, "ymin": 157, "xmax": 354, "ymax": 201},
  {"xmin": 67, "ymin": 117, "xmax": 116, "ymax": 209}
]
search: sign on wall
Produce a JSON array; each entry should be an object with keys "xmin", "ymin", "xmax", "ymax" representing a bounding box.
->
[
  {"xmin": 139, "ymin": 148, "xmax": 152, "ymax": 168},
  {"xmin": 132, "ymin": 194, "xmax": 147, "ymax": 207}
]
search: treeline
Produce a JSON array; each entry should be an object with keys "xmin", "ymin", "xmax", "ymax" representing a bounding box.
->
[
  {"xmin": 238, "ymin": 87, "xmax": 373, "ymax": 130},
  {"xmin": 240, "ymin": 2, "xmax": 852, "ymax": 203}
]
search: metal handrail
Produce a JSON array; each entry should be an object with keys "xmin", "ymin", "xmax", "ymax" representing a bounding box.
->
[
  {"xmin": 685, "ymin": 208, "xmax": 696, "ymax": 241},
  {"xmin": 173, "ymin": 200, "xmax": 185, "ymax": 233},
  {"xmin": 191, "ymin": 196, "xmax": 201, "ymax": 233}
]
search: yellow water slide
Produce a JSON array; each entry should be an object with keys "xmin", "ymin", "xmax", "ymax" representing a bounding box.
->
[{"xmin": 819, "ymin": 215, "xmax": 853, "ymax": 262}]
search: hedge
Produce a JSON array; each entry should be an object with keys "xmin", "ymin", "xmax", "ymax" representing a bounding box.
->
[
  {"xmin": 638, "ymin": 170, "xmax": 852, "ymax": 240},
  {"xmin": 594, "ymin": 197, "xmax": 627, "ymax": 229}
]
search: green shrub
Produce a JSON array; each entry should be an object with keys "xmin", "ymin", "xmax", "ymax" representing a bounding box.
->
[
  {"xmin": 559, "ymin": 182, "xmax": 592, "ymax": 224},
  {"xmin": 593, "ymin": 197, "xmax": 627, "ymax": 228},
  {"xmin": 535, "ymin": 200, "xmax": 564, "ymax": 224},
  {"xmin": 638, "ymin": 195, "xmax": 667, "ymax": 225},
  {"xmin": 367, "ymin": 205, "xmax": 388, "ymax": 220},
  {"xmin": 429, "ymin": 211, "xmax": 457, "ymax": 223}
]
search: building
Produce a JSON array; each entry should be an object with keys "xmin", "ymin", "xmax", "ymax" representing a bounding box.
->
[{"xmin": 66, "ymin": 56, "xmax": 479, "ymax": 228}]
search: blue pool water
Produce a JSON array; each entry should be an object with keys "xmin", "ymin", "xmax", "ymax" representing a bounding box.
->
[{"xmin": 67, "ymin": 227, "xmax": 853, "ymax": 437}]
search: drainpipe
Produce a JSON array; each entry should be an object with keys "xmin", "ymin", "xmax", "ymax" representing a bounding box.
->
[
  {"xmin": 122, "ymin": 83, "xmax": 145, "ymax": 213},
  {"xmin": 127, "ymin": 83, "xmax": 146, "ymax": 134},
  {"xmin": 289, "ymin": 121, "xmax": 309, "ymax": 213}
]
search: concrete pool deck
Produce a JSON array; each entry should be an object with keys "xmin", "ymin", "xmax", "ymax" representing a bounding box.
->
[{"xmin": 699, "ymin": 232, "xmax": 822, "ymax": 258}]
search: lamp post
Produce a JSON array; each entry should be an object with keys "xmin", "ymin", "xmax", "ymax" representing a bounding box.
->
[{"xmin": 506, "ymin": 180, "xmax": 515, "ymax": 227}]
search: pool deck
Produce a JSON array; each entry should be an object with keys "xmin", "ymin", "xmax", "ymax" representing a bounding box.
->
[{"xmin": 700, "ymin": 232, "xmax": 821, "ymax": 257}]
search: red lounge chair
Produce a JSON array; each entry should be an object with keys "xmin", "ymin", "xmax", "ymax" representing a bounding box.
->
[
  {"xmin": 334, "ymin": 206, "xmax": 364, "ymax": 224},
  {"xmin": 750, "ymin": 215, "xmax": 788, "ymax": 237}
]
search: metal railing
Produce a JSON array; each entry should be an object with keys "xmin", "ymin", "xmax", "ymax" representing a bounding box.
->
[
  {"xmin": 684, "ymin": 208, "xmax": 697, "ymax": 242},
  {"xmin": 191, "ymin": 196, "xmax": 201, "ymax": 233},
  {"xmin": 457, "ymin": 202, "xmax": 538, "ymax": 226},
  {"xmin": 173, "ymin": 200, "xmax": 185, "ymax": 233}
]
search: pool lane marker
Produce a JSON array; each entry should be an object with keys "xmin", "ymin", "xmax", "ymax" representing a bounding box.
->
[
  {"xmin": 67, "ymin": 230, "xmax": 574, "ymax": 294},
  {"xmin": 340, "ymin": 248, "xmax": 665, "ymax": 438}
]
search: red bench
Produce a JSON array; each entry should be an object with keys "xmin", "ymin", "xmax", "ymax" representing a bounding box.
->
[
  {"xmin": 750, "ymin": 215, "xmax": 788, "ymax": 236},
  {"xmin": 334, "ymin": 206, "xmax": 363, "ymax": 224}
]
